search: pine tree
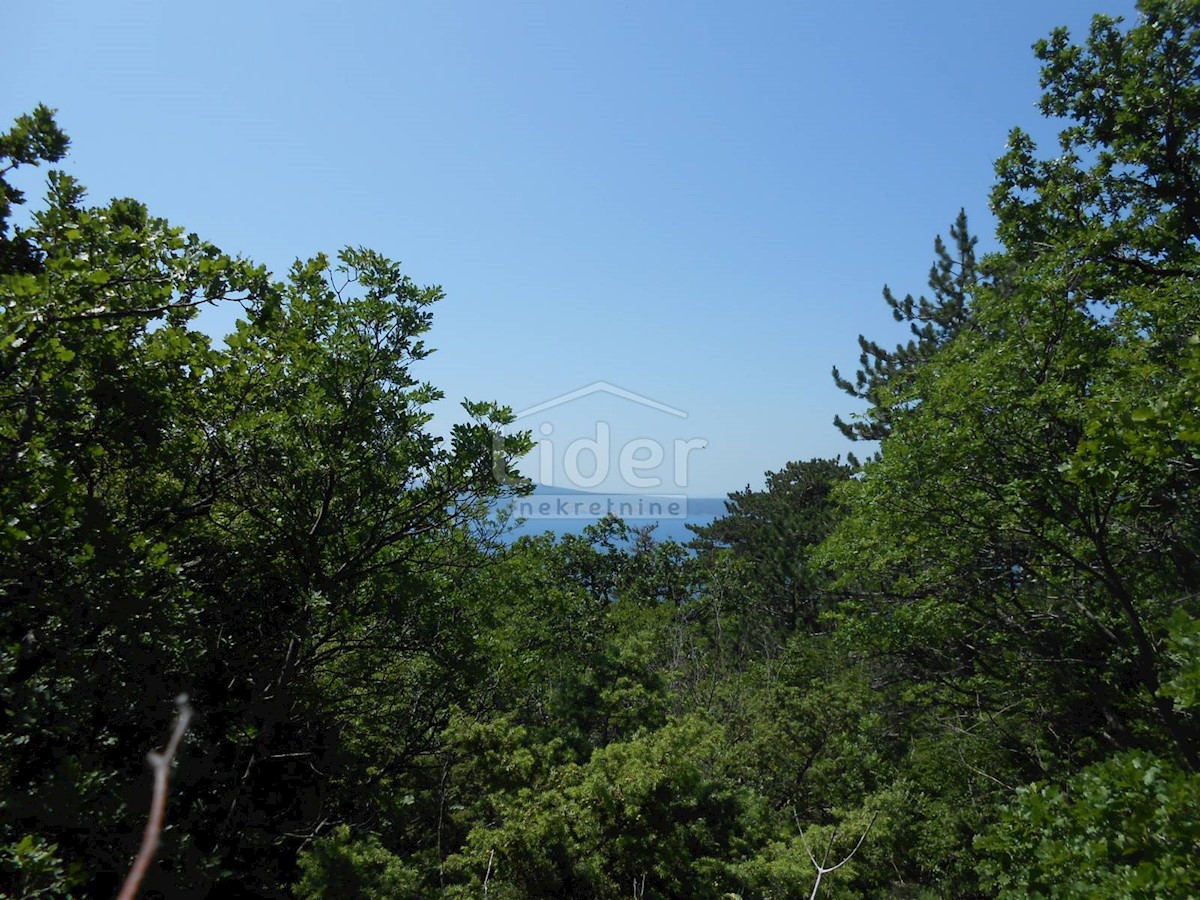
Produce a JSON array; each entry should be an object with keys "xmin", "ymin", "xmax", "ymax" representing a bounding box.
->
[{"xmin": 831, "ymin": 209, "xmax": 979, "ymax": 443}]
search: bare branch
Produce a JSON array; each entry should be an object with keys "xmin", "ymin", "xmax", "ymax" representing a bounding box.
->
[
  {"xmin": 116, "ymin": 695, "xmax": 193, "ymax": 900},
  {"xmin": 482, "ymin": 848, "xmax": 494, "ymax": 898},
  {"xmin": 796, "ymin": 810, "xmax": 879, "ymax": 900}
]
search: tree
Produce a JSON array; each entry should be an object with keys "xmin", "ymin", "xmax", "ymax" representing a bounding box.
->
[
  {"xmin": 992, "ymin": 0, "xmax": 1200, "ymax": 279},
  {"xmin": 831, "ymin": 210, "xmax": 979, "ymax": 445},
  {"xmin": 0, "ymin": 108, "xmax": 530, "ymax": 896},
  {"xmin": 441, "ymin": 717, "xmax": 754, "ymax": 900},
  {"xmin": 688, "ymin": 458, "xmax": 849, "ymax": 634},
  {"xmin": 977, "ymin": 752, "xmax": 1200, "ymax": 898},
  {"xmin": 0, "ymin": 104, "xmax": 68, "ymax": 274},
  {"xmin": 821, "ymin": 0, "xmax": 1200, "ymax": 789}
]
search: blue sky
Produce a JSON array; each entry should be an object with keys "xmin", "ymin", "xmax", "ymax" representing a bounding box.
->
[{"xmin": 6, "ymin": 0, "xmax": 1137, "ymax": 496}]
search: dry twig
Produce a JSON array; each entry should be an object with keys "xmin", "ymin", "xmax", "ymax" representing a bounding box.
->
[
  {"xmin": 797, "ymin": 810, "xmax": 879, "ymax": 900},
  {"xmin": 116, "ymin": 695, "xmax": 193, "ymax": 900}
]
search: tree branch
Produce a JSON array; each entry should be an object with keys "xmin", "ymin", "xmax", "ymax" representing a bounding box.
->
[
  {"xmin": 797, "ymin": 810, "xmax": 879, "ymax": 900},
  {"xmin": 116, "ymin": 695, "xmax": 193, "ymax": 900}
]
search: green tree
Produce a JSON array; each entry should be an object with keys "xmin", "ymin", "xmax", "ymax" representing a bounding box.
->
[
  {"xmin": 992, "ymin": 0, "xmax": 1200, "ymax": 279},
  {"xmin": 977, "ymin": 753, "xmax": 1200, "ymax": 899},
  {"xmin": 831, "ymin": 210, "xmax": 979, "ymax": 445},
  {"xmin": 823, "ymin": 0, "xmax": 1200, "ymax": 779},
  {"xmin": 443, "ymin": 717, "xmax": 755, "ymax": 900},
  {"xmin": 0, "ymin": 108, "xmax": 530, "ymax": 896},
  {"xmin": 293, "ymin": 826, "xmax": 422, "ymax": 900},
  {"xmin": 689, "ymin": 458, "xmax": 849, "ymax": 634},
  {"xmin": 810, "ymin": 6, "xmax": 1200, "ymax": 895},
  {"xmin": 0, "ymin": 104, "xmax": 68, "ymax": 274}
]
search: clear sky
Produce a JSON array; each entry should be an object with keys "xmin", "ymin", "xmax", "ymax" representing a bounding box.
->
[{"xmin": 6, "ymin": 0, "xmax": 1138, "ymax": 496}]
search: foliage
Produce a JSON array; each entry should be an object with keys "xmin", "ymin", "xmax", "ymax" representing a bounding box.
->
[
  {"xmin": 1160, "ymin": 609, "xmax": 1200, "ymax": 711},
  {"xmin": 0, "ymin": 107, "xmax": 528, "ymax": 896},
  {"xmin": 6, "ymin": 2, "xmax": 1200, "ymax": 896},
  {"xmin": 822, "ymin": 0, "xmax": 1200, "ymax": 776},
  {"xmin": 293, "ymin": 827, "xmax": 421, "ymax": 900},
  {"xmin": 688, "ymin": 458, "xmax": 849, "ymax": 634},
  {"xmin": 443, "ymin": 717, "xmax": 755, "ymax": 900},
  {"xmin": 831, "ymin": 209, "xmax": 979, "ymax": 445},
  {"xmin": 0, "ymin": 835, "xmax": 84, "ymax": 900},
  {"xmin": 977, "ymin": 753, "xmax": 1200, "ymax": 898},
  {"xmin": 0, "ymin": 105, "xmax": 69, "ymax": 274}
]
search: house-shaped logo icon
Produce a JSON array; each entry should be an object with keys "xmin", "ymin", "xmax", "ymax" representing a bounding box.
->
[
  {"xmin": 512, "ymin": 381, "xmax": 687, "ymax": 421},
  {"xmin": 497, "ymin": 380, "xmax": 705, "ymax": 494}
]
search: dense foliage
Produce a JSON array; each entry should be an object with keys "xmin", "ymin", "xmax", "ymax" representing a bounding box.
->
[{"xmin": 3, "ymin": 1, "xmax": 1199, "ymax": 897}]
